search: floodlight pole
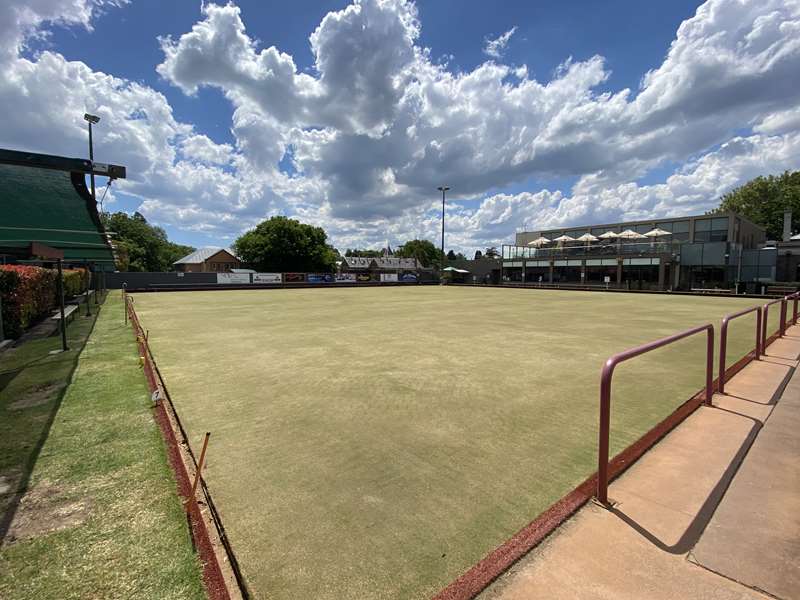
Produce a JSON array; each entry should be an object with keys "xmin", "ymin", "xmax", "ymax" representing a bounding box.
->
[
  {"xmin": 438, "ymin": 186, "xmax": 450, "ymax": 284},
  {"xmin": 84, "ymin": 113, "xmax": 100, "ymax": 208}
]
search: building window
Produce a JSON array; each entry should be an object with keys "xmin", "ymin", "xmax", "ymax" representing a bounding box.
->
[{"xmin": 694, "ymin": 217, "xmax": 728, "ymax": 242}]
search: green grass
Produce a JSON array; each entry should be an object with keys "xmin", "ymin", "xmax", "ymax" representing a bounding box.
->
[
  {"xmin": 132, "ymin": 286, "xmax": 761, "ymax": 600},
  {"xmin": 0, "ymin": 294, "xmax": 205, "ymax": 600}
]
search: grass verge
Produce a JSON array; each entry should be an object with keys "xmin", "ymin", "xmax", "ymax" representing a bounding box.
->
[{"xmin": 0, "ymin": 294, "xmax": 205, "ymax": 600}]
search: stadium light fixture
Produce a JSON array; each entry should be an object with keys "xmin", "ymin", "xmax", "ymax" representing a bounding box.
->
[{"xmin": 437, "ymin": 186, "xmax": 450, "ymax": 281}]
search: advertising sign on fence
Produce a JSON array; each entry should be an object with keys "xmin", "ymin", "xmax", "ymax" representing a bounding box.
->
[
  {"xmin": 254, "ymin": 272, "xmax": 282, "ymax": 284},
  {"xmin": 335, "ymin": 273, "xmax": 357, "ymax": 282},
  {"xmin": 284, "ymin": 272, "xmax": 305, "ymax": 282},
  {"xmin": 400, "ymin": 273, "xmax": 417, "ymax": 282},
  {"xmin": 307, "ymin": 273, "xmax": 334, "ymax": 283},
  {"xmin": 357, "ymin": 274, "xmax": 372, "ymax": 282},
  {"xmin": 380, "ymin": 273, "xmax": 399, "ymax": 282},
  {"xmin": 217, "ymin": 273, "xmax": 251, "ymax": 284}
]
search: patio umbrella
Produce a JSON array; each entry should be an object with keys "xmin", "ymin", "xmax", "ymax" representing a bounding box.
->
[
  {"xmin": 552, "ymin": 234, "xmax": 575, "ymax": 244},
  {"xmin": 575, "ymin": 233, "xmax": 599, "ymax": 243},
  {"xmin": 617, "ymin": 229, "xmax": 647, "ymax": 240},
  {"xmin": 598, "ymin": 231, "xmax": 619, "ymax": 240},
  {"xmin": 643, "ymin": 228, "xmax": 672, "ymax": 238},
  {"xmin": 575, "ymin": 232, "xmax": 599, "ymax": 250},
  {"xmin": 527, "ymin": 236, "xmax": 551, "ymax": 247}
]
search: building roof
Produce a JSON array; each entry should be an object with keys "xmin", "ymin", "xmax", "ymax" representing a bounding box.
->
[
  {"xmin": 0, "ymin": 148, "xmax": 124, "ymax": 265},
  {"xmin": 174, "ymin": 247, "xmax": 238, "ymax": 264}
]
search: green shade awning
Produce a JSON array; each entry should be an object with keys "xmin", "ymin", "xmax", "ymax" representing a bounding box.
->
[{"xmin": 0, "ymin": 149, "xmax": 124, "ymax": 266}]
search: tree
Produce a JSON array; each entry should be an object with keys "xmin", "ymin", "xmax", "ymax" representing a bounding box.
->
[
  {"xmin": 484, "ymin": 246, "xmax": 500, "ymax": 259},
  {"xmin": 716, "ymin": 170, "xmax": 800, "ymax": 239},
  {"xmin": 103, "ymin": 211, "xmax": 193, "ymax": 271},
  {"xmin": 345, "ymin": 249, "xmax": 382, "ymax": 258},
  {"xmin": 474, "ymin": 250, "xmax": 483, "ymax": 260},
  {"xmin": 446, "ymin": 249, "xmax": 457, "ymax": 260},
  {"xmin": 233, "ymin": 216, "xmax": 337, "ymax": 272},
  {"xmin": 395, "ymin": 239, "xmax": 444, "ymax": 267}
]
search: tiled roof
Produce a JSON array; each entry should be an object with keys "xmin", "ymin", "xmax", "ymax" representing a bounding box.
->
[{"xmin": 174, "ymin": 247, "xmax": 237, "ymax": 264}]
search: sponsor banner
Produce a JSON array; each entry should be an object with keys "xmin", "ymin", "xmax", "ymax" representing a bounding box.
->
[
  {"xmin": 400, "ymin": 273, "xmax": 417, "ymax": 282},
  {"xmin": 335, "ymin": 273, "xmax": 357, "ymax": 282},
  {"xmin": 253, "ymin": 272, "xmax": 282, "ymax": 284},
  {"xmin": 380, "ymin": 273, "xmax": 399, "ymax": 282},
  {"xmin": 357, "ymin": 273, "xmax": 372, "ymax": 282},
  {"xmin": 307, "ymin": 273, "xmax": 334, "ymax": 283},
  {"xmin": 284, "ymin": 272, "xmax": 305, "ymax": 283},
  {"xmin": 217, "ymin": 272, "xmax": 250, "ymax": 284}
]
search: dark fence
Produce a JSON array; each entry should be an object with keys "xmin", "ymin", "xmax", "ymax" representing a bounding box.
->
[{"xmin": 105, "ymin": 271, "xmax": 438, "ymax": 291}]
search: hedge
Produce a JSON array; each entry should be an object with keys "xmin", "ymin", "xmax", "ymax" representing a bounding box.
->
[{"xmin": 0, "ymin": 266, "xmax": 91, "ymax": 339}]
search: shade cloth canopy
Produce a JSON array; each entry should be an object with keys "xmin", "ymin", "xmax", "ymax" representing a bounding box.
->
[{"xmin": 442, "ymin": 266, "xmax": 470, "ymax": 273}]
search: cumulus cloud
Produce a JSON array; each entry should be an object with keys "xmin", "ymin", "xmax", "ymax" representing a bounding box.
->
[
  {"xmin": 2, "ymin": 0, "xmax": 800, "ymax": 254},
  {"xmin": 483, "ymin": 26, "xmax": 517, "ymax": 59}
]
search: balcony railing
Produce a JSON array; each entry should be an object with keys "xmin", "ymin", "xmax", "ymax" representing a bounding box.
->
[{"xmin": 502, "ymin": 241, "xmax": 674, "ymax": 261}]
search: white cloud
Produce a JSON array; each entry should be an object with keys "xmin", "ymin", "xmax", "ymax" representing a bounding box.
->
[
  {"xmin": 483, "ymin": 26, "xmax": 517, "ymax": 59},
  {"xmin": 180, "ymin": 134, "xmax": 233, "ymax": 165},
  {"xmin": 1, "ymin": 0, "xmax": 800, "ymax": 256}
]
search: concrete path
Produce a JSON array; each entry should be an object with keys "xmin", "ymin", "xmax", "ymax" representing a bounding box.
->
[{"xmin": 481, "ymin": 327, "xmax": 800, "ymax": 600}]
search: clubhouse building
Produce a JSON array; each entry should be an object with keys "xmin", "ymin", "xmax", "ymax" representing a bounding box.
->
[{"xmin": 503, "ymin": 212, "xmax": 775, "ymax": 291}]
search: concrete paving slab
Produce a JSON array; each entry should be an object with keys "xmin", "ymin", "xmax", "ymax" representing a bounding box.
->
[
  {"xmin": 481, "ymin": 503, "xmax": 766, "ymax": 600},
  {"xmin": 721, "ymin": 359, "xmax": 792, "ymax": 405},
  {"xmin": 764, "ymin": 335, "xmax": 800, "ymax": 361},
  {"xmin": 711, "ymin": 393, "xmax": 773, "ymax": 422},
  {"xmin": 691, "ymin": 370, "xmax": 800, "ymax": 600}
]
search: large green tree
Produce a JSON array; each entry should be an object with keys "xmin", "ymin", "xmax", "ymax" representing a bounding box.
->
[
  {"xmin": 716, "ymin": 170, "xmax": 800, "ymax": 239},
  {"xmin": 233, "ymin": 216, "xmax": 337, "ymax": 272},
  {"xmin": 395, "ymin": 239, "xmax": 444, "ymax": 267},
  {"xmin": 103, "ymin": 212, "xmax": 193, "ymax": 271}
]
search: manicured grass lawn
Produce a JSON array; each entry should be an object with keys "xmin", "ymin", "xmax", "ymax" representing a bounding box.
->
[
  {"xmin": 0, "ymin": 294, "xmax": 205, "ymax": 600},
  {"xmin": 132, "ymin": 286, "xmax": 760, "ymax": 600}
]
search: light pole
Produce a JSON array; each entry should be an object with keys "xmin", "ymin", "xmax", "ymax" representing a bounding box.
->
[
  {"xmin": 84, "ymin": 113, "xmax": 100, "ymax": 207},
  {"xmin": 438, "ymin": 186, "xmax": 449, "ymax": 282}
]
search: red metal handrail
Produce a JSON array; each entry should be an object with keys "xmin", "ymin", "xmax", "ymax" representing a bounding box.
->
[
  {"xmin": 718, "ymin": 306, "xmax": 762, "ymax": 395},
  {"xmin": 788, "ymin": 291, "xmax": 800, "ymax": 327},
  {"xmin": 597, "ymin": 323, "xmax": 714, "ymax": 505},
  {"xmin": 762, "ymin": 297, "xmax": 787, "ymax": 346}
]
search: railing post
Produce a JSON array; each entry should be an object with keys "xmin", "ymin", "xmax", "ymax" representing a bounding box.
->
[
  {"xmin": 780, "ymin": 298, "xmax": 787, "ymax": 337},
  {"xmin": 706, "ymin": 325, "xmax": 714, "ymax": 405},
  {"xmin": 597, "ymin": 360, "xmax": 613, "ymax": 505},
  {"xmin": 718, "ymin": 319, "xmax": 729, "ymax": 395},
  {"xmin": 756, "ymin": 307, "xmax": 762, "ymax": 359}
]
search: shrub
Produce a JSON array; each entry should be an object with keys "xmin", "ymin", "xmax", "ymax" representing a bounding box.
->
[
  {"xmin": 0, "ymin": 265, "xmax": 58, "ymax": 338},
  {"xmin": 63, "ymin": 268, "xmax": 90, "ymax": 298}
]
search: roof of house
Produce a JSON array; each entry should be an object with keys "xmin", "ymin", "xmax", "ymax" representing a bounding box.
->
[
  {"xmin": 0, "ymin": 148, "xmax": 123, "ymax": 264},
  {"xmin": 174, "ymin": 247, "xmax": 238, "ymax": 264}
]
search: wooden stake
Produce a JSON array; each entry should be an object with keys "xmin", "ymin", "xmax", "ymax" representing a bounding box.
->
[{"xmin": 187, "ymin": 432, "xmax": 211, "ymax": 508}]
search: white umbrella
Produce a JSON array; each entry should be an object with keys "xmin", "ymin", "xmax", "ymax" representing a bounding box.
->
[
  {"xmin": 643, "ymin": 228, "xmax": 672, "ymax": 238},
  {"xmin": 575, "ymin": 233, "xmax": 599, "ymax": 242},
  {"xmin": 552, "ymin": 234, "xmax": 575, "ymax": 243},
  {"xmin": 618, "ymin": 229, "xmax": 647, "ymax": 240},
  {"xmin": 527, "ymin": 236, "xmax": 551, "ymax": 247},
  {"xmin": 598, "ymin": 231, "xmax": 619, "ymax": 240}
]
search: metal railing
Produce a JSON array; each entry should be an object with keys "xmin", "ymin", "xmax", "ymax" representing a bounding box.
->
[
  {"xmin": 597, "ymin": 323, "xmax": 714, "ymax": 505},
  {"xmin": 762, "ymin": 296, "xmax": 787, "ymax": 345},
  {"xmin": 718, "ymin": 306, "xmax": 762, "ymax": 395}
]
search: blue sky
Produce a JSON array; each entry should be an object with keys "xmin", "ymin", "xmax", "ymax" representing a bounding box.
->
[{"xmin": 3, "ymin": 0, "xmax": 800, "ymax": 253}]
